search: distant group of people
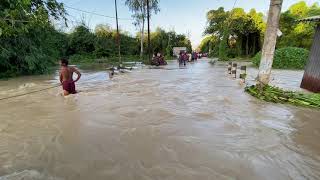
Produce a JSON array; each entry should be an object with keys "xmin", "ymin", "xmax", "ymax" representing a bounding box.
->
[
  {"xmin": 151, "ymin": 52, "xmax": 167, "ymax": 66},
  {"xmin": 58, "ymin": 51, "xmax": 205, "ymax": 96},
  {"xmin": 191, "ymin": 52, "xmax": 198, "ymax": 61},
  {"xmin": 178, "ymin": 51, "xmax": 203, "ymax": 66},
  {"xmin": 178, "ymin": 51, "xmax": 189, "ymax": 66}
]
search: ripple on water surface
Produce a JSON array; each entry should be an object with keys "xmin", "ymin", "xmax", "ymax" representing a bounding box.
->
[{"xmin": 0, "ymin": 60, "xmax": 320, "ymax": 180}]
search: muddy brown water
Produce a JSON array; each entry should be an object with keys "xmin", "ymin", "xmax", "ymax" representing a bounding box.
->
[{"xmin": 0, "ymin": 60, "xmax": 320, "ymax": 180}]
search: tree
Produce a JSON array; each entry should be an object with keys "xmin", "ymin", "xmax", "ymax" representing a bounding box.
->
[
  {"xmin": 228, "ymin": 8, "xmax": 251, "ymax": 56},
  {"xmin": 198, "ymin": 35, "xmax": 218, "ymax": 54},
  {"xmin": 308, "ymin": 2, "xmax": 320, "ymax": 16},
  {"xmin": 257, "ymin": 0, "xmax": 283, "ymax": 86},
  {"xmin": 277, "ymin": 1, "xmax": 320, "ymax": 49},
  {"xmin": 95, "ymin": 24, "xmax": 113, "ymax": 37},
  {"xmin": 93, "ymin": 24, "xmax": 115, "ymax": 57},
  {"xmin": 125, "ymin": 0, "xmax": 160, "ymax": 59},
  {"xmin": 204, "ymin": 7, "xmax": 266, "ymax": 59},
  {"xmin": 68, "ymin": 25, "xmax": 95, "ymax": 55},
  {"xmin": 205, "ymin": 7, "xmax": 228, "ymax": 36},
  {"xmin": 146, "ymin": 28, "xmax": 192, "ymax": 56},
  {"xmin": 247, "ymin": 9, "xmax": 266, "ymax": 55},
  {"xmin": 0, "ymin": 0, "xmax": 67, "ymax": 77}
]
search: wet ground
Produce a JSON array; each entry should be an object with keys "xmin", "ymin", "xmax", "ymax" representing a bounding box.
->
[{"xmin": 0, "ymin": 59, "xmax": 320, "ymax": 180}]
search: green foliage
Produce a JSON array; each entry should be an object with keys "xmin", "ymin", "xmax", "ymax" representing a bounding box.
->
[
  {"xmin": 278, "ymin": 1, "xmax": 320, "ymax": 49},
  {"xmin": 125, "ymin": 0, "xmax": 160, "ymax": 57},
  {"xmin": 218, "ymin": 29, "xmax": 229, "ymax": 61},
  {"xmin": 65, "ymin": 23, "xmax": 140, "ymax": 62},
  {"xmin": 198, "ymin": 35, "xmax": 218, "ymax": 55},
  {"xmin": 65, "ymin": 25, "xmax": 190, "ymax": 64},
  {"xmin": 209, "ymin": 46, "xmax": 219, "ymax": 57},
  {"xmin": 0, "ymin": 0, "xmax": 67, "ymax": 78},
  {"xmin": 68, "ymin": 25, "xmax": 96, "ymax": 55},
  {"xmin": 252, "ymin": 47, "xmax": 309, "ymax": 69},
  {"xmin": 204, "ymin": 6, "xmax": 265, "ymax": 58},
  {"xmin": 137, "ymin": 28, "xmax": 192, "ymax": 56},
  {"xmin": 205, "ymin": 7, "xmax": 229, "ymax": 35},
  {"xmin": 203, "ymin": 1, "xmax": 319, "ymax": 60},
  {"xmin": 69, "ymin": 54, "xmax": 96, "ymax": 64},
  {"xmin": 245, "ymin": 85, "xmax": 320, "ymax": 108},
  {"xmin": 0, "ymin": 0, "xmax": 193, "ymax": 78},
  {"xmin": 125, "ymin": 0, "xmax": 160, "ymax": 16}
]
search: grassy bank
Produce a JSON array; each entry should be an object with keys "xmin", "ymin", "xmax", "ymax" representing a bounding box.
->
[{"xmin": 245, "ymin": 85, "xmax": 320, "ymax": 109}]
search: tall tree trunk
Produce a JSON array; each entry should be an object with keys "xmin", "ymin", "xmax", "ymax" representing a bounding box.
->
[
  {"xmin": 237, "ymin": 36, "xmax": 243, "ymax": 56},
  {"xmin": 252, "ymin": 34, "xmax": 257, "ymax": 56},
  {"xmin": 246, "ymin": 35, "xmax": 249, "ymax": 56},
  {"xmin": 140, "ymin": 18, "xmax": 145, "ymax": 59},
  {"xmin": 257, "ymin": 0, "xmax": 283, "ymax": 86}
]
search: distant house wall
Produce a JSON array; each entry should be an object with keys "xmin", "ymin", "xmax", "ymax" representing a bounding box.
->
[
  {"xmin": 301, "ymin": 24, "xmax": 320, "ymax": 92},
  {"xmin": 173, "ymin": 47, "xmax": 187, "ymax": 57}
]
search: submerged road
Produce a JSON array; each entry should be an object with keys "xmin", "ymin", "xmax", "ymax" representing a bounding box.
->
[{"xmin": 0, "ymin": 60, "xmax": 320, "ymax": 180}]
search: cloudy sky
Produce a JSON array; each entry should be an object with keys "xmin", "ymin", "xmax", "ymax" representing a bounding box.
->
[{"xmin": 59, "ymin": 0, "xmax": 319, "ymax": 48}]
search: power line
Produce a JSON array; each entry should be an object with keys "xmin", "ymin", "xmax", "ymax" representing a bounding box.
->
[
  {"xmin": 64, "ymin": 5, "xmax": 133, "ymax": 21},
  {"xmin": 232, "ymin": 0, "xmax": 238, "ymax": 8}
]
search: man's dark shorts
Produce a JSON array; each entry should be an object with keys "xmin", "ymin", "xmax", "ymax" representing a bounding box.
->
[{"xmin": 62, "ymin": 80, "xmax": 76, "ymax": 94}]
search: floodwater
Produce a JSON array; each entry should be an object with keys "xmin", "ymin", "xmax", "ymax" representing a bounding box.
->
[{"xmin": 0, "ymin": 60, "xmax": 320, "ymax": 180}]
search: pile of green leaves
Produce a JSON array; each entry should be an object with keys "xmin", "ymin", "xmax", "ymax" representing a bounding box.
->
[
  {"xmin": 245, "ymin": 85, "xmax": 320, "ymax": 108},
  {"xmin": 252, "ymin": 47, "xmax": 309, "ymax": 69}
]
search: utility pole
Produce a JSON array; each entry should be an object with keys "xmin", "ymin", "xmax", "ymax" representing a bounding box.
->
[
  {"xmin": 147, "ymin": 0, "xmax": 151, "ymax": 63},
  {"xmin": 114, "ymin": 0, "xmax": 122, "ymax": 66},
  {"xmin": 257, "ymin": 0, "xmax": 283, "ymax": 86}
]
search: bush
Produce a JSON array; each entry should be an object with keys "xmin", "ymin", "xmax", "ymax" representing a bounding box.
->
[
  {"xmin": 227, "ymin": 48, "xmax": 238, "ymax": 58},
  {"xmin": 68, "ymin": 54, "xmax": 143, "ymax": 65},
  {"xmin": 252, "ymin": 47, "xmax": 309, "ymax": 69},
  {"xmin": 208, "ymin": 45, "xmax": 219, "ymax": 58},
  {"xmin": 69, "ymin": 54, "xmax": 96, "ymax": 64}
]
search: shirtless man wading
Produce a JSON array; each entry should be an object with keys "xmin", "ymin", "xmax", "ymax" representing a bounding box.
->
[{"xmin": 59, "ymin": 58, "xmax": 81, "ymax": 96}]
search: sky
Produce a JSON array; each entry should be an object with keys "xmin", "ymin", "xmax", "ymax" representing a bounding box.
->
[{"xmin": 59, "ymin": 0, "xmax": 319, "ymax": 48}]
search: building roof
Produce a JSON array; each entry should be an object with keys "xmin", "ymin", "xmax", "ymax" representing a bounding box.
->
[{"xmin": 298, "ymin": 15, "xmax": 320, "ymax": 22}]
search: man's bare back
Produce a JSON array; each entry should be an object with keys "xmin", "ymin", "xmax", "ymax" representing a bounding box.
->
[
  {"xmin": 59, "ymin": 59, "xmax": 81, "ymax": 96},
  {"xmin": 60, "ymin": 66, "xmax": 75, "ymax": 82}
]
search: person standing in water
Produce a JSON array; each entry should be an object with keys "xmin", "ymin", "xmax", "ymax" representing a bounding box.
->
[{"xmin": 59, "ymin": 58, "xmax": 81, "ymax": 96}]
